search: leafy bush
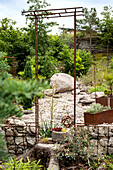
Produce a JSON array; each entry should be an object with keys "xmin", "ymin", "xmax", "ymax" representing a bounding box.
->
[
  {"xmin": 0, "ymin": 52, "xmax": 10, "ymax": 72},
  {"xmin": 58, "ymin": 46, "xmax": 92, "ymax": 77},
  {"xmin": 103, "ymin": 154, "xmax": 113, "ymax": 169},
  {"xmin": 86, "ymin": 103, "xmax": 111, "ymax": 113},
  {"xmin": 0, "ymin": 78, "xmax": 49, "ymax": 120},
  {"xmin": 56, "ymin": 127, "xmax": 96, "ymax": 167},
  {"xmin": 88, "ymin": 85, "xmax": 107, "ymax": 93},
  {"xmin": 38, "ymin": 53, "xmax": 59, "ymax": 79}
]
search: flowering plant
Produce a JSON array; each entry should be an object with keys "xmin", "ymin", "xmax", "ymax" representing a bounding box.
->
[{"xmin": 52, "ymin": 127, "xmax": 68, "ymax": 132}]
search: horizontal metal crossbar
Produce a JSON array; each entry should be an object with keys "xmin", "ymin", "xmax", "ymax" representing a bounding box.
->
[
  {"xmin": 22, "ymin": 6, "xmax": 83, "ymax": 19},
  {"xmin": 25, "ymin": 10, "xmax": 83, "ymax": 17},
  {"xmin": 22, "ymin": 6, "xmax": 83, "ymax": 13},
  {"xmin": 29, "ymin": 14, "xmax": 83, "ymax": 20}
]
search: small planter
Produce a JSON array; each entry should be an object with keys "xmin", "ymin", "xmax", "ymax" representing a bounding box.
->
[
  {"xmin": 52, "ymin": 131, "xmax": 68, "ymax": 142},
  {"xmin": 84, "ymin": 109, "xmax": 113, "ymax": 125},
  {"xmin": 96, "ymin": 96, "xmax": 113, "ymax": 109},
  {"xmin": 110, "ymin": 97, "xmax": 113, "ymax": 109},
  {"xmin": 96, "ymin": 96, "xmax": 108, "ymax": 107}
]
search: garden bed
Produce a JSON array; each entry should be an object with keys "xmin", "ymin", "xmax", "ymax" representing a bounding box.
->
[
  {"xmin": 96, "ymin": 96, "xmax": 113, "ymax": 109},
  {"xmin": 84, "ymin": 109, "xmax": 113, "ymax": 125}
]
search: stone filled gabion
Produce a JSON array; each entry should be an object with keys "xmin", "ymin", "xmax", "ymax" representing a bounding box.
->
[
  {"xmin": 2, "ymin": 122, "xmax": 36, "ymax": 155},
  {"xmin": 87, "ymin": 125, "xmax": 113, "ymax": 154},
  {"xmin": 2, "ymin": 123, "xmax": 113, "ymax": 155}
]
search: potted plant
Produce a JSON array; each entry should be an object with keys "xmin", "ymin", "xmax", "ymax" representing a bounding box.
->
[
  {"xmin": 84, "ymin": 103, "xmax": 113, "ymax": 125},
  {"xmin": 52, "ymin": 127, "xmax": 68, "ymax": 142}
]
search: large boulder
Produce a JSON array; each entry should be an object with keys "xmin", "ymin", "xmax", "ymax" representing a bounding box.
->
[{"xmin": 50, "ymin": 73, "xmax": 75, "ymax": 93}]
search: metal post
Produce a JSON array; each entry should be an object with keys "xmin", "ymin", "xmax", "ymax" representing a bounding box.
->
[
  {"xmin": 35, "ymin": 14, "xmax": 39, "ymax": 143},
  {"xmin": 74, "ymin": 9, "xmax": 76, "ymax": 127},
  {"xmin": 93, "ymin": 52, "xmax": 96, "ymax": 100}
]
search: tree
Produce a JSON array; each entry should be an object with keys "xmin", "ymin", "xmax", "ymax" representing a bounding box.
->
[
  {"xmin": 0, "ymin": 18, "xmax": 32, "ymax": 73},
  {"xmin": 22, "ymin": 0, "xmax": 57, "ymax": 56},
  {"xmin": 58, "ymin": 27, "xmax": 74, "ymax": 48},
  {"xmin": 77, "ymin": 8, "xmax": 100, "ymax": 52},
  {"xmin": 100, "ymin": 6, "xmax": 113, "ymax": 53}
]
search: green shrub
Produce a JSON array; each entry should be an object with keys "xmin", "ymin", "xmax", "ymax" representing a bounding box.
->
[
  {"xmin": 56, "ymin": 127, "xmax": 96, "ymax": 167},
  {"xmin": 0, "ymin": 78, "xmax": 49, "ymax": 120},
  {"xmin": 86, "ymin": 103, "xmax": 111, "ymax": 113},
  {"xmin": 58, "ymin": 47, "xmax": 92, "ymax": 77},
  {"xmin": 24, "ymin": 61, "xmax": 32, "ymax": 79},
  {"xmin": 88, "ymin": 85, "xmax": 107, "ymax": 93},
  {"xmin": 103, "ymin": 154, "xmax": 113, "ymax": 169},
  {"xmin": 22, "ymin": 60, "xmax": 33, "ymax": 109}
]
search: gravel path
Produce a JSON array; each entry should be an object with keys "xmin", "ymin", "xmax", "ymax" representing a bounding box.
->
[{"xmin": 21, "ymin": 91, "xmax": 90, "ymax": 127}]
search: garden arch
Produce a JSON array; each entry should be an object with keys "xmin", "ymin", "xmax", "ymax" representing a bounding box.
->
[{"xmin": 22, "ymin": 7, "xmax": 83, "ymax": 142}]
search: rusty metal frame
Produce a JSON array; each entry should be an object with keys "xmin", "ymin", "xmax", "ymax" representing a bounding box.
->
[{"xmin": 22, "ymin": 7, "xmax": 83, "ymax": 142}]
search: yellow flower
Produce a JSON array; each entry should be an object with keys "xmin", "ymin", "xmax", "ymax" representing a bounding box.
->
[{"xmin": 61, "ymin": 128, "xmax": 68, "ymax": 132}]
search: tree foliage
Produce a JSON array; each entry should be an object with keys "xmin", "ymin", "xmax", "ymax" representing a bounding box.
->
[
  {"xmin": 22, "ymin": 0, "xmax": 57, "ymax": 56},
  {"xmin": 77, "ymin": 8, "xmax": 99, "ymax": 52},
  {"xmin": 58, "ymin": 45, "xmax": 92, "ymax": 77},
  {"xmin": 0, "ymin": 18, "xmax": 31, "ymax": 72},
  {"xmin": 24, "ymin": 60, "xmax": 33, "ymax": 79},
  {"xmin": 99, "ymin": 5, "xmax": 113, "ymax": 52},
  {"xmin": 0, "ymin": 53, "xmax": 49, "ymax": 121}
]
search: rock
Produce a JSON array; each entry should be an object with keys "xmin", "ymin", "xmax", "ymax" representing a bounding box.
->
[
  {"xmin": 43, "ymin": 89, "xmax": 54, "ymax": 96},
  {"xmin": 79, "ymin": 99, "xmax": 95, "ymax": 105},
  {"xmin": 26, "ymin": 136, "xmax": 35, "ymax": 146},
  {"xmin": 79, "ymin": 92, "xmax": 87, "ymax": 95},
  {"xmin": 108, "ymin": 147, "xmax": 113, "ymax": 154},
  {"xmin": 9, "ymin": 150, "xmax": 15, "ymax": 154},
  {"xmin": 78, "ymin": 82, "xmax": 89, "ymax": 92},
  {"xmin": 50, "ymin": 73, "xmax": 75, "ymax": 93},
  {"xmin": 78, "ymin": 94, "xmax": 95, "ymax": 105},
  {"xmin": 15, "ymin": 137, "xmax": 26, "ymax": 145},
  {"xmin": 17, "ymin": 148, "xmax": 23, "ymax": 154},
  {"xmin": 8, "ymin": 118, "xmax": 26, "ymax": 127},
  {"xmin": 72, "ymin": 89, "xmax": 80, "ymax": 95},
  {"xmin": 90, "ymin": 91, "xmax": 105, "ymax": 99},
  {"xmin": 109, "ymin": 137, "xmax": 113, "ymax": 146},
  {"xmin": 6, "ymin": 137, "xmax": 14, "ymax": 144},
  {"xmin": 5, "ymin": 129, "xmax": 14, "ymax": 136},
  {"xmin": 23, "ymin": 110, "xmax": 33, "ymax": 114},
  {"xmin": 8, "ymin": 145, "xmax": 17, "ymax": 150}
]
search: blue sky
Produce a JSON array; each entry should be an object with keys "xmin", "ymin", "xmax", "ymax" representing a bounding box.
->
[{"xmin": 0, "ymin": 0, "xmax": 113, "ymax": 34}]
